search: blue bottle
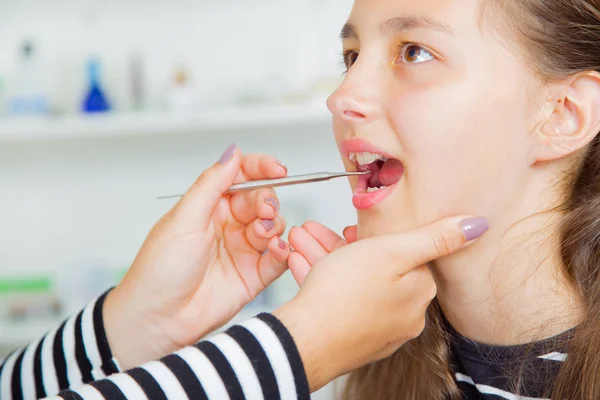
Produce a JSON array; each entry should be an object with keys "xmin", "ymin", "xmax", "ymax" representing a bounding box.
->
[{"xmin": 82, "ymin": 58, "xmax": 111, "ymax": 113}]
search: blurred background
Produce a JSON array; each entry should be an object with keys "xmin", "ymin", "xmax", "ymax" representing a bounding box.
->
[{"xmin": 0, "ymin": 0, "xmax": 356, "ymax": 397}]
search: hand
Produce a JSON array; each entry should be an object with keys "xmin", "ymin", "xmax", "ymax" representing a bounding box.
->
[
  {"xmin": 288, "ymin": 221, "xmax": 357, "ymax": 285},
  {"xmin": 274, "ymin": 216, "xmax": 489, "ymax": 391},
  {"xmin": 105, "ymin": 144, "xmax": 292, "ymax": 369}
]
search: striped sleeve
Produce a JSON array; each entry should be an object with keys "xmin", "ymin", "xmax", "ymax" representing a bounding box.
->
[
  {"xmin": 49, "ymin": 313, "xmax": 310, "ymax": 400},
  {"xmin": 0, "ymin": 290, "xmax": 121, "ymax": 400}
]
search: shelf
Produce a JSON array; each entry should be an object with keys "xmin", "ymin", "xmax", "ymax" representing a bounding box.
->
[{"xmin": 0, "ymin": 103, "xmax": 332, "ymax": 143}]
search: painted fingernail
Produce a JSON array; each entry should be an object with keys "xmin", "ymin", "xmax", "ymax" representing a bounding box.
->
[
  {"xmin": 261, "ymin": 220, "xmax": 275, "ymax": 231},
  {"xmin": 278, "ymin": 237, "xmax": 286, "ymax": 249},
  {"xmin": 277, "ymin": 159, "xmax": 287, "ymax": 171},
  {"xmin": 218, "ymin": 143, "xmax": 237, "ymax": 164},
  {"xmin": 265, "ymin": 197, "xmax": 279, "ymax": 213},
  {"xmin": 460, "ymin": 217, "xmax": 490, "ymax": 241}
]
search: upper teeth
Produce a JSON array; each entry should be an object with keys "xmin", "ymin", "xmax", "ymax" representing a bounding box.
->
[{"xmin": 348, "ymin": 152, "xmax": 388, "ymax": 166}]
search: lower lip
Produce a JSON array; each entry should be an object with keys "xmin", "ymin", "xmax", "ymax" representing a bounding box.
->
[{"xmin": 352, "ymin": 185, "xmax": 398, "ymax": 210}]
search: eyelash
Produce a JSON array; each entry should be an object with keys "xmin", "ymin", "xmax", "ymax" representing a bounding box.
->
[
  {"xmin": 340, "ymin": 42, "xmax": 434, "ymax": 73},
  {"xmin": 340, "ymin": 50, "xmax": 358, "ymax": 73}
]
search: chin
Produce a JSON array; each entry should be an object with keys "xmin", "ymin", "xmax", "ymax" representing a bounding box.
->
[
  {"xmin": 356, "ymin": 211, "xmax": 413, "ymax": 239},
  {"xmin": 356, "ymin": 201, "xmax": 447, "ymax": 239}
]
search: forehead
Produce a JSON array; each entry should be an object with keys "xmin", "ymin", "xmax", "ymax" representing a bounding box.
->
[{"xmin": 348, "ymin": 0, "xmax": 483, "ymax": 37}]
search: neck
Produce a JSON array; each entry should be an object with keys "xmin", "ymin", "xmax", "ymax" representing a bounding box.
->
[{"xmin": 433, "ymin": 178, "xmax": 583, "ymax": 345}]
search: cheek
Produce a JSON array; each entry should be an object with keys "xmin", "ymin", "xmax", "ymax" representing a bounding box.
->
[{"xmin": 388, "ymin": 77, "xmax": 531, "ymax": 221}]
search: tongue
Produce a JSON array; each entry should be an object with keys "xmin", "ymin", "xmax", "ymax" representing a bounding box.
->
[
  {"xmin": 367, "ymin": 167, "xmax": 381, "ymax": 187},
  {"xmin": 379, "ymin": 159, "xmax": 404, "ymax": 186}
]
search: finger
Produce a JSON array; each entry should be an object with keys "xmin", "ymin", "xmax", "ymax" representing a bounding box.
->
[
  {"xmin": 257, "ymin": 237, "xmax": 291, "ymax": 288},
  {"xmin": 302, "ymin": 221, "xmax": 347, "ymax": 252},
  {"xmin": 230, "ymin": 188, "xmax": 279, "ymax": 225},
  {"xmin": 384, "ymin": 216, "xmax": 489, "ymax": 274},
  {"xmin": 289, "ymin": 251, "xmax": 312, "ymax": 286},
  {"xmin": 174, "ymin": 144, "xmax": 240, "ymax": 229},
  {"xmin": 288, "ymin": 226, "xmax": 329, "ymax": 266},
  {"xmin": 235, "ymin": 154, "xmax": 287, "ymax": 183},
  {"xmin": 343, "ymin": 225, "xmax": 358, "ymax": 244},
  {"xmin": 246, "ymin": 215, "xmax": 286, "ymax": 252}
]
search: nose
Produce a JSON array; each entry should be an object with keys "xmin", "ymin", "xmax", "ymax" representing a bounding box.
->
[{"xmin": 326, "ymin": 63, "xmax": 383, "ymax": 124}]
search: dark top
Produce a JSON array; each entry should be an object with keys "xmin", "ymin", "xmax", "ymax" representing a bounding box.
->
[{"xmin": 448, "ymin": 320, "xmax": 572, "ymax": 399}]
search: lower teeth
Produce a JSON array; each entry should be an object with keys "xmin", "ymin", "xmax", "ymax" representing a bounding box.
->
[{"xmin": 366, "ymin": 186, "xmax": 387, "ymax": 192}]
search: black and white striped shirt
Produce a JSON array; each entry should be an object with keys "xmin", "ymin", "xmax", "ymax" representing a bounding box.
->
[
  {"xmin": 448, "ymin": 319, "xmax": 570, "ymax": 400},
  {"xmin": 4, "ymin": 287, "xmax": 570, "ymax": 400},
  {"xmin": 0, "ymin": 291, "xmax": 310, "ymax": 399}
]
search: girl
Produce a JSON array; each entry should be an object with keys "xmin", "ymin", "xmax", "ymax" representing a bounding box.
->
[{"xmin": 289, "ymin": 0, "xmax": 600, "ymax": 398}]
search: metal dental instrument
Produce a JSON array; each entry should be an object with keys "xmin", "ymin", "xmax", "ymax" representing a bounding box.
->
[{"xmin": 157, "ymin": 171, "xmax": 370, "ymax": 200}]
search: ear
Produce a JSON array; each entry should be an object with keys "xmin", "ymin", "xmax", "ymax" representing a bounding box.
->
[{"xmin": 532, "ymin": 71, "xmax": 600, "ymax": 164}]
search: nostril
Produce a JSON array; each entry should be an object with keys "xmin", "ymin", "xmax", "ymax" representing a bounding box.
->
[{"xmin": 344, "ymin": 110, "xmax": 366, "ymax": 119}]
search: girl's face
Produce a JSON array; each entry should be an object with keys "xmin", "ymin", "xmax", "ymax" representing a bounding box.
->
[{"xmin": 328, "ymin": 0, "xmax": 543, "ymax": 238}]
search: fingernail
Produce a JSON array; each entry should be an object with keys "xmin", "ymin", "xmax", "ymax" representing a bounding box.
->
[
  {"xmin": 261, "ymin": 220, "xmax": 275, "ymax": 231},
  {"xmin": 277, "ymin": 159, "xmax": 287, "ymax": 171},
  {"xmin": 278, "ymin": 237, "xmax": 286, "ymax": 249},
  {"xmin": 218, "ymin": 143, "xmax": 237, "ymax": 164},
  {"xmin": 265, "ymin": 197, "xmax": 279, "ymax": 213},
  {"xmin": 460, "ymin": 217, "xmax": 490, "ymax": 241}
]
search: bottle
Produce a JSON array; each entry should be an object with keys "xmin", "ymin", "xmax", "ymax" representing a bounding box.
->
[
  {"xmin": 166, "ymin": 66, "xmax": 197, "ymax": 113},
  {"xmin": 82, "ymin": 57, "xmax": 111, "ymax": 113},
  {"xmin": 129, "ymin": 50, "xmax": 145, "ymax": 111},
  {"xmin": 6, "ymin": 40, "xmax": 50, "ymax": 116}
]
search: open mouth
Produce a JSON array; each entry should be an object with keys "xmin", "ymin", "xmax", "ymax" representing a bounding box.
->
[{"xmin": 348, "ymin": 152, "xmax": 405, "ymax": 193}]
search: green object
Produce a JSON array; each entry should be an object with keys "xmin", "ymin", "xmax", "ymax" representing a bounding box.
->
[{"xmin": 0, "ymin": 276, "xmax": 53, "ymax": 293}]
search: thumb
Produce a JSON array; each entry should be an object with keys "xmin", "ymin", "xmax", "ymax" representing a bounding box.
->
[
  {"xmin": 382, "ymin": 216, "xmax": 490, "ymax": 274},
  {"xmin": 174, "ymin": 143, "xmax": 241, "ymax": 228}
]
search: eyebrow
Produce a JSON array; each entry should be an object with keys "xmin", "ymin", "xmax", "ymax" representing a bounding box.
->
[{"xmin": 340, "ymin": 15, "xmax": 455, "ymax": 40}]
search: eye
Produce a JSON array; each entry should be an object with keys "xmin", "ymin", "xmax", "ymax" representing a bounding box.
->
[
  {"xmin": 396, "ymin": 43, "xmax": 434, "ymax": 64},
  {"xmin": 342, "ymin": 50, "xmax": 359, "ymax": 71}
]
